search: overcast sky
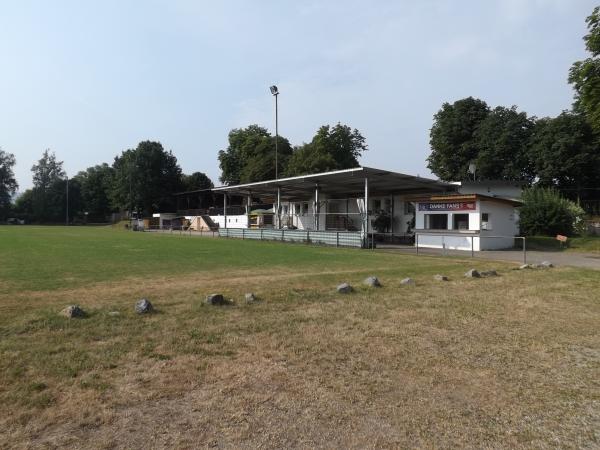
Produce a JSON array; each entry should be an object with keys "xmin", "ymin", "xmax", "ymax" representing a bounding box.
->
[{"xmin": 0, "ymin": 0, "xmax": 595, "ymax": 190}]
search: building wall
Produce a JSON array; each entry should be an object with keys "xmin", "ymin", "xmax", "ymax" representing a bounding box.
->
[
  {"xmin": 458, "ymin": 181, "xmax": 522, "ymax": 199},
  {"xmin": 209, "ymin": 214, "xmax": 248, "ymax": 228},
  {"xmin": 414, "ymin": 198, "xmax": 519, "ymax": 251},
  {"xmin": 479, "ymin": 200, "xmax": 519, "ymax": 249}
]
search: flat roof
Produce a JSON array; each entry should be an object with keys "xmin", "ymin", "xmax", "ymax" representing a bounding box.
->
[{"xmin": 212, "ymin": 166, "xmax": 454, "ymax": 201}]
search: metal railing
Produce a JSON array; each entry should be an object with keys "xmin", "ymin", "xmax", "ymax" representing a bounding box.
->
[
  {"xmin": 219, "ymin": 228, "xmax": 364, "ymax": 248},
  {"xmin": 411, "ymin": 233, "xmax": 527, "ymax": 264}
]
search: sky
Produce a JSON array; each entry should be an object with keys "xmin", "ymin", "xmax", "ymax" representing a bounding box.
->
[{"xmin": 0, "ymin": 0, "xmax": 595, "ymax": 191}]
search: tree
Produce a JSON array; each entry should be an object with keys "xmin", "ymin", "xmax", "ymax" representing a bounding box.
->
[
  {"xmin": 30, "ymin": 150, "xmax": 66, "ymax": 222},
  {"xmin": 427, "ymin": 97, "xmax": 490, "ymax": 181},
  {"xmin": 473, "ymin": 106, "xmax": 536, "ymax": 182},
  {"xmin": 529, "ymin": 112, "xmax": 600, "ymax": 200},
  {"xmin": 74, "ymin": 163, "xmax": 115, "ymax": 221},
  {"xmin": 0, "ymin": 149, "xmax": 18, "ymax": 220},
  {"xmin": 13, "ymin": 189, "xmax": 34, "ymax": 221},
  {"xmin": 218, "ymin": 125, "xmax": 292, "ymax": 184},
  {"xmin": 181, "ymin": 171, "xmax": 214, "ymax": 210},
  {"xmin": 181, "ymin": 172, "xmax": 214, "ymax": 192},
  {"xmin": 285, "ymin": 123, "xmax": 368, "ymax": 177},
  {"xmin": 519, "ymin": 187, "xmax": 585, "ymax": 236},
  {"xmin": 569, "ymin": 6, "xmax": 600, "ymax": 131},
  {"xmin": 112, "ymin": 141, "xmax": 183, "ymax": 215}
]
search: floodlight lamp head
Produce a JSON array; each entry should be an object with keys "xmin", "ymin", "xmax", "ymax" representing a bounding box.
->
[{"xmin": 270, "ymin": 85, "xmax": 279, "ymax": 95}]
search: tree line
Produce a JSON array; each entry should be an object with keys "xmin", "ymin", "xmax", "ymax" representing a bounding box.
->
[
  {"xmin": 0, "ymin": 122, "xmax": 367, "ymax": 223},
  {"xmin": 2, "ymin": 142, "xmax": 213, "ymax": 223},
  {"xmin": 428, "ymin": 6, "xmax": 600, "ymax": 207},
  {"xmin": 1, "ymin": 7, "xmax": 599, "ymax": 223}
]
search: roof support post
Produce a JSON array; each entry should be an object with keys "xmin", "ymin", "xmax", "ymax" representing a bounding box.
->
[
  {"xmin": 314, "ymin": 184, "xmax": 320, "ymax": 230},
  {"xmin": 246, "ymin": 193, "xmax": 251, "ymax": 229},
  {"xmin": 276, "ymin": 186, "xmax": 281, "ymax": 229},
  {"xmin": 223, "ymin": 193, "xmax": 227, "ymax": 229},
  {"xmin": 363, "ymin": 177, "xmax": 369, "ymax": 240}
]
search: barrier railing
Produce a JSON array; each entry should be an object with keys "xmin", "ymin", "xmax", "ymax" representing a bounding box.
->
[
  {"xmin": 218, "ymin": 228, "xmax": 364, "ymax": 248},
  {"xmin": 412, "ymin": 233, "xmax": 527, "ymax": 264}
]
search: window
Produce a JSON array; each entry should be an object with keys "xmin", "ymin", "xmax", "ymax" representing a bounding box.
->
[
  {"xmin": 404, "ymin": 202, "xmax": 415, "ymax": 215},
  {"xmin": 481, "ymin": 213, "xmax": 491, "ymax": 230},
  {"xmin": 303, "ymin": 202, "xmax": 309, "ymax": 215},
  {"xmin": 425, "ymin": 214, "xmax": 448, "ymax": 230},
  {"xmin": 294, "ymin": 203, "xmax": 301, "ymax": 215},
  {"xmin": 453, "ymin": 214, "xmax": 469, "ymax": 230},
  {"xmin": 372, "ymin": 199, "xmax": 381, "ymax": 211}
]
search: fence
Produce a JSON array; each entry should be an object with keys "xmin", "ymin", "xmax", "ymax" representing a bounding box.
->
[
  {"xmin": 411, "ymin": 233, "xmax": 527, "ymax": 264},
  {"xmin": 218, "ymin": 228, "xmax": 364, "ymax": 248}
]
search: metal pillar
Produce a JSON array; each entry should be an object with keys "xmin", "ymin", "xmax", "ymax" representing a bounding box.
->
[
  {"xmin": 390, "ymin": 194, "xmax": 394, "ymax": 236},
  {"xmin": 314, "ymin": 184, "xmax": 319, "ymax": 230},
  {"xmin": 276, "ymin": 186, "xmax": 281, "ymax": 229},
  {"xmin": 65, "ymin": 176, "xmax": 69, "ymax": 226},
  {"xmin": 246, "ymin": 193, "xmax": 252, "ymax": 229},
  {"xmin": 275, "ymin": 93, "xmax": 279, "ymax": 179},
  {"xmin": 364, "ymin": 177, "xmax": 369, "ymax": 235},
  {"xmin": 223, "ymin": 193, "xmax": 227, "ymax": 229}
]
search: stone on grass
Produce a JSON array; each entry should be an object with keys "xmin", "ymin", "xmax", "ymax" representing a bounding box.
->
[
  {"xmin": 205, "ymin": 293, "xmax": 230, "ymax": 306},
  {"xmin": 337, "ymin": 283, "xmax": 353, "ymax": 294},
  {"xmin": 464, "ymin": 269, "xmax": 481, "ymax": 278},
  {"xmin": 245, "ymin": 292, "xmax": 258, "ymax": 303},
  {"xmin": 433, "ymin": 274, "xmax": 449, "ymax": 281},
  {"xmin": 519, "ymin": 264, "xmax": 531, "ymax": 270},
  {"xmin": 400, "ymin": 277, "xmax": 415, "ymax": 285},
  {"xmin": 480, "ymin": 270, "xmax": 498, "ymax": 277},
  {"xmin": 540, "ymin": 261, "xmax": 554, "ymax": 268},
  {"xmin": 135, "ymin": 298, "xmax": 154, "ymax": 314},
  {"xmin": 108, "ymin": 311, "xmax": 120, "ymax": 317},
  {"xmin": 363, "ymin": 276, "xmax": 381, "ymax": 287},
  {"xmin": 60, "ymin": 305, "xmax": 85, "ymax": 318}
]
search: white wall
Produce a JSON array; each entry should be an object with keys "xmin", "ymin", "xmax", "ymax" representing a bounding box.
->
[
  {"xmin": 209, "ymin": 215, "xmax": 248, "ymax": 228},
  {"xmin": 479, "ymin": 200, "xmax": 519, "ymax": 250},
  {"xmin": 458, "ymin": 181, "xmax": 522, "ymax": 199}
]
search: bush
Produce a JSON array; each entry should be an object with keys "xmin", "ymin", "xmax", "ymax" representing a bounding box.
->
[{"xmin": 519, "ymin": 187, "xmax": 586, "ymax": 236}]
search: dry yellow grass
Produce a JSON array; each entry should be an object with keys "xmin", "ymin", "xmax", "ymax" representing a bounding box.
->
[{"xmin": 1, "ymin": 251, "xmax": 600, "ymax": 448}]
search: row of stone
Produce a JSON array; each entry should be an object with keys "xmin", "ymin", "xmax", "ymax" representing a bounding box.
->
[
  {"xmin": 60, "ymin": 262, "xmax": 553, "ymax": 317},
  {"xmin": 60, "ymin": 293, "xmax": 260, "ymax": 318},
  {"xmin": 335, "ymin": 268, "xmax": 505, "ymax": 293}
]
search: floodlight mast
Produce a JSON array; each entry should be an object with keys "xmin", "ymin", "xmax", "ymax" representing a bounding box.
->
[{"xmin": 270, "ymin": 85, "xmax": 279, "ymax": 179}]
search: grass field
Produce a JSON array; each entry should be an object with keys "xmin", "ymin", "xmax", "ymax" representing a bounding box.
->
[{"xmin": 1, "ymin": 226, "xmax": 599, "ymax": 448}]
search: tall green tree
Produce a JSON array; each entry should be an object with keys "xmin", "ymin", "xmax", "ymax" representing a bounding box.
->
[
  {"xmin": 0, "ymin": 148, "xmax": 18, "ymax": 220},
  {"xmin": 569, "ymin": 6, "xmax": 600, "ymax": 131},
  {"xmin": 427, "ymin": 97, "xmax": 490, "ymax": 181},
  {"xmin": 529, "ymin": 112, "xmax": 600, "ymax": 200},
  {"xmin": 31, "ymin": 150, "xmax": 66, "ymax": 222},
  {"xmin": 473, "ymin": 106, "xmax": 536, "ymax": 182},
  {"xmin": 218, "ymin": 125, "xmax": 292, "ymax": 184},
  {"xmin": 74, "ymin": 163, "xmax": 115, "ymax": 221},
  {"xmin": 285, "ymin": 123, "xmax": 368, "ymax": 176},
  {"xmin": 112, "ymin": 141, "xmax": 183, "ymax": 215},
  {"xmin": 181, "ymin": 172, "xmax": 213, "ymax": 192}
]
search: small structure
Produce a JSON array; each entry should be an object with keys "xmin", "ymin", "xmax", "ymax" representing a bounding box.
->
[{"xmin": 413, "ymin": 193, "xmax": 521, "ymax": 250}]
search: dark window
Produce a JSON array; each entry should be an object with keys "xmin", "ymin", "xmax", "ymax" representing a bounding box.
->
[
  {"xmin": 453, "ymin": 214, "xmax": 469, "ymax": 230},
  {"xmin": 425, "ymin": 214, "xmax": 448, "ymax": 230}
]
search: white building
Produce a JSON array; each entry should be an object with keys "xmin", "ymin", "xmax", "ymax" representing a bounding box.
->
[{"xmin": 413, "ymin": 193, "xmax": 521, "ymax": 250}]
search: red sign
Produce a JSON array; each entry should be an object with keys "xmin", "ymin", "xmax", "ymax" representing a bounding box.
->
[
  {"xmin": 556, "ymin": 234, "xmax": 568, "ymax": 242},
  {"xmin": 418, "ymin": 201, "xmax": 476, "ymax": 212}
]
